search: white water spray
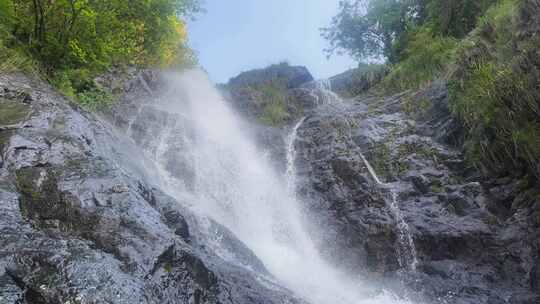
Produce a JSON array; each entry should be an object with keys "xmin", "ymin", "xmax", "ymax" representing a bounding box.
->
[
  {"xmin": 310, "ymin": 79, "xmax": 342, "ymax": 105},
  {"xmin": 138, "ymin": 70, "xmax": 414, "ymax": 304},
  {"xmin": 390, "ymin": 191, "xmax": 419, "ymax": 271},
  {"xmin": 285, "ymin": 117, "xmax": 306, "ymax": 194}
]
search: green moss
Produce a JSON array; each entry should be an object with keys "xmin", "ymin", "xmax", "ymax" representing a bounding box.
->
[
  {"xmin": 164, "ymin": 263, "xmax": 173, "ymax": 273},
  {"xmin": 0, "ymin": 130, "xmax": 14, "ymax": 153},
  {"xmin": 402, "ymin": 95, "xmax": 432, "ymax": 118},
  {"xmin": 15, "ymin": 168, "xmax": 43, "ymax": 205},
  {"xmin": 485, "ymin": 214, "xmax": 499, "ymax": 226},
  {"xmin": 430, "ymin": 184, "xmax": 444, "ymax": 194},
  {"xmin": 76, "ymin": 87, "xmax": 114, "ymax": 111},
  {"xmin": 253, "ymin": 80, "xmax": 291, "ymax": 126},
  {"xmin": 15, "ymin": 167, "xmax": 64, "ymax": 221},
  {"xmin": 371, "ymin": 143, "xmax": 393, "ymax": 181},
  {"xmin": 51, "ymin": 69, "xmax": 114, "ymax": 110},
  {"xmin": 0, "ymin": 99, "xmax": 30, "ymax": 125},
  {"xmin": 260, "ymin": 101, "xmax": 288, "ymax": 126}
]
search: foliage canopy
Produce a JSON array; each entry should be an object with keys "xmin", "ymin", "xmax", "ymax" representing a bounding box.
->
[
  {"xmin": 322, "ymin": 0, "xmax": 497, "ymax": 63},
  {"xmin": 0, "ymin": 0, "xmax": 199, "ymax": 108}
]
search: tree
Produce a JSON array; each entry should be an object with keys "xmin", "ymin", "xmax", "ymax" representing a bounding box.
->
[
  {"xmin": 323, "ymin": 0, "xmax": 497, "ymax": 63},
  {"xmin": 322, "ymin": 0, "xmax": 421, "ymax": 63},
  {"xmin": 5, "ymin": 0, "xmax": 199, "ymax": 70}
]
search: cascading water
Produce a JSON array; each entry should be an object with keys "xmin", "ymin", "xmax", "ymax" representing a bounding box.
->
[
  {"xmin": 390, "ymin": 191, "xmax": 419, "ymax": 271},
  {"xmin": 285, "ymin": 117, "xmax": 306, "ymax": 194},
  {"xmin": 131, "ymin": 69, "xmax": 414, "ymax": 304},
  {"xmin": 308, "ymin": 79, "xmax": 342, "ymax": 106},
  {"xmin": 358, "ymin": 151, "xmax": 418, "ymax": 271}
]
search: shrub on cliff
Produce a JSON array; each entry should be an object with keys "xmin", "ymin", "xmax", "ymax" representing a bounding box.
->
[
  {"xmin": 326, "ymin": 0, "xmax": 540, "ymax": 180},
  {"xmin": 322, "ymin": 0, "xmax": 496, "ymax": 65},
  {"xmin": 381, "ymin": 27, "xmax": 457, "ymax": 92},
  {"xmin": 0, "ymin": 0, "xmax": 199, "ymax": 108},
  {"xmin": 256, "ymin": 81, "xmax": 290, "ymax": 126},
  {"xmin": 323, "ymin": 0, "xmax": 496, "ymax": 92},
  {"xmin": 449, "ymin": 0, "xmax": 540, "ymax": 178}
]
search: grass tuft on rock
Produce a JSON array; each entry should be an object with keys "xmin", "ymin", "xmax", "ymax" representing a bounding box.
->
[{"xmin": 251, "ymin": 80, "xmax": 290, "ymax": 126}]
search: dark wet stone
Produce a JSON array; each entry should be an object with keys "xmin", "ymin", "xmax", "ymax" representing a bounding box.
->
[{"xmin": 288, "ymin": 79, "xmax": 540, "ymax": 303}]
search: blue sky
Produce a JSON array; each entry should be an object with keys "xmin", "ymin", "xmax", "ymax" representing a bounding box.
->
[{"xmin": 188, "ymin": 0, "xmax": 357, "ymax": 83}]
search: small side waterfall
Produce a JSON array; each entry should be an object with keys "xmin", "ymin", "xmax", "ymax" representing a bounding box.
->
[
  {"xmin": 285, "ymin": 117, "xmax": 306, "ymax": 193},
  {"xmin": 310, "ymin": 79, "xmax": 342, "ymax": 105},
  {"xmin": 390, "ymin": 191, "xmax": 419, "ymax": 271},
  {"xmin": 359, "ymin": 152, "xmax": 418, "ymax": 271},
  {"xmin": 360, "ymin": 152, "xmax": 384, "ymax": 185}
]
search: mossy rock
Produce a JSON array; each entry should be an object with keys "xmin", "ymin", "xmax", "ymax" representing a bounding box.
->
[
  {"xmin": 0, "ymin": 130, "xmax": 14, "ymax": 153},
  {"xmin": 15, "ymin": 167, "xmax": 66, "ymax": 223},
  {"xmin": 0, "ymin": 98, "xmax": 30, "ymax": 125}
]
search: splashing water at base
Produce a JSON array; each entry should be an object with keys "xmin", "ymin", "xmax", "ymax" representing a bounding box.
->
[{"xmin": 145, "ymin": 69, "xmax": 414, "ymax": 304}]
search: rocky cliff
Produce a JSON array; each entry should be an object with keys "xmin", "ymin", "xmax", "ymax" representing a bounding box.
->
[
  {"xmin": 1, "ymin": 59, "xmax": 540, "ymax": 304},
  {"xmin": 293, "ymin": 82, "xmax": 540, "ymax": 304},
  {"xmin": 222, "ymin": 62, "xmax": 540, "ymax": 304}
]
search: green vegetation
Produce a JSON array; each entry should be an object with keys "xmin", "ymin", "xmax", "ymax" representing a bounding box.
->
[
  {"xmin": 0, "ymin": 99, "xmax": 31, "ymax": 125},
  {"xmin": 253, "ymin": 81, "xmax": 290, "ymax": 126},
  {"xmin": 323, "ymin": 0, "xmax": 497, "ymax": 93},
  {"xmin": 334, "ymin": 64, "xmax": 388, "ymax": 98},
  {"xmin": 323, "ymin": 0, "xmax": 495, "ymax": 63},
  {"xmin": 326, "ymin": 0, "xmax": 540, "ymax": 180},
  {"xmin": 381, "ymin": 27, "xmax": 457, "ymax": 92},
  {"xmin": 0, "ymin": 0, "xmax": 199, "ymax": 109},
  {"xmin": 449, "ymin": 0, "xmax": 540, "ymax": 178}
]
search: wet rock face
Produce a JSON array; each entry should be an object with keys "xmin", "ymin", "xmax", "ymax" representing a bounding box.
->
[
  {"xmin": 2, "ymin": 66, "xmax": 540, "ymax": 304},
  {"xmin": 0, "ymin": 73, "xmax": 305, "ymax": 304},
  {"xmin": 291, "ymin": 83, "xmax": 540, "ymax": 303},
  {"xmin": 293, "ymin": 105, "xmax": 400, "ymax": 276}
]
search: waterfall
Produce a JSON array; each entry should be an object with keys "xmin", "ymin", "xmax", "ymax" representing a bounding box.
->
[
  {"xmin": 126, "ymin": 104, "xmax": 145, "ymax": 136},
  {"xmin": 134, "ymin": 69, "xmax": 413, "ymax": 304},
  {"xmin": 314, "ymin": 78, "xmax": 332, "ymax": 91},
  {"xmin": 390, "ymin": 191, "xmax": 419, "ymax": 271},
  {"xmin": 360, "ymin": 152, "xmax": 384, "ymax": 185},
  {"xmin": 311, "ymin": 79, "xmax": 342, "ymax": 105},
  {"xmin": 285, "ymin": 117, "xmax": 306, "ymax": 194}
]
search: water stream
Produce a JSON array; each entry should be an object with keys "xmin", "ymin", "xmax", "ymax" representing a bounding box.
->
[
  {"xmin": 358, "ymin": 153, "xmax": 418, "ymax": 271},
  {"xmin": 285, "ymin": 117, "xmax": 306, "ymax": 194},
  {"xmin": 130, "ymin": 70, "xmax": 414, "ymax": 304}
]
